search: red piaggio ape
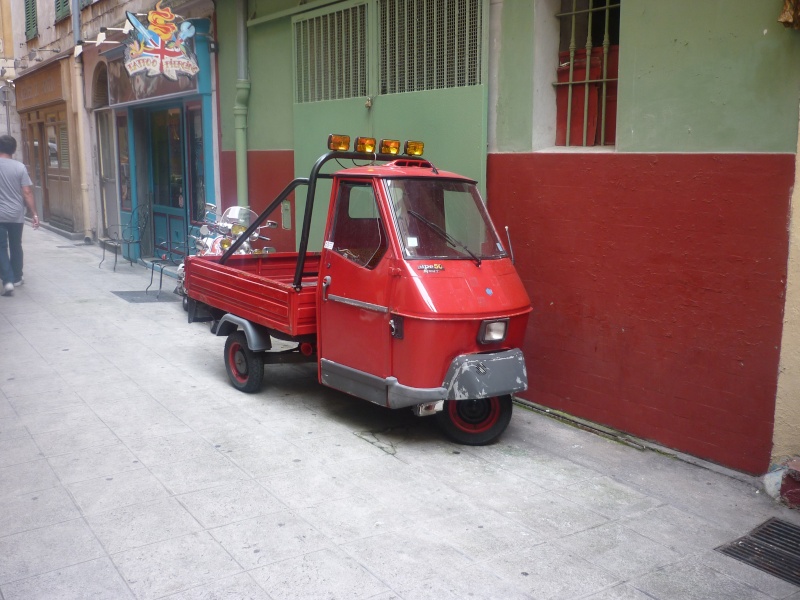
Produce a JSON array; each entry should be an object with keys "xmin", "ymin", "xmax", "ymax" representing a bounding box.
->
[{"xmin": 184, "ymin": 135, "xmax": 531, "ymax": 444}]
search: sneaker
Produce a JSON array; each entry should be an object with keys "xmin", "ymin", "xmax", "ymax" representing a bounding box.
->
[
  {"xmin": 13, "ymin": 277, "xmax": 23, "ymax": 287},
  {"xmin": 1, "ymin": 283, "xmax": 13, "ymax": 296}
]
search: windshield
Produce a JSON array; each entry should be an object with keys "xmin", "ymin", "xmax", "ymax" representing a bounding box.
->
[{"xmin": 385, "ymin": 178, "xmax": 507, "ymax": 262}]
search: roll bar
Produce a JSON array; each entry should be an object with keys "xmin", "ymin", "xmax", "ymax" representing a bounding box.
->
[{"xmin": 219, "ymin": 151, "xmax": 418, "ymax": 290}]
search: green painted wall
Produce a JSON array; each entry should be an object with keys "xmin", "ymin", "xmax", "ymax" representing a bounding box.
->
[
  {"xmin": 216, "ymin": 4, "xmax": 237, "ymax": 152},
  {"xmin": 216, "ymin": 2, "xmax": 296, "ymax": 152},
  {"xmin": 247, "ymin": 18, "xmax": 295, "ymax": 150},
  {"xmin": 617, "ymin": 0, "xmax": 800, "ymax": 153},
  {"xmin": 494, "ymin": 1, "xmax": 535, "ymax": 152},
  {"xmin": 293, "ymin": 86, "xmax": 488, "ymax": 250}
]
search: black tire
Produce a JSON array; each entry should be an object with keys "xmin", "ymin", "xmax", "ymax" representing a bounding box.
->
[
  {"xmin": 224, "ymin": 331, "xmax": 264, "ymax": 393},
  {"xmin": 436, "ymin": 395, "xmax": 513, "ymax": 445},
  {"xmin": 182, "ymin": 294, "xmax": 188, "ymax": 311}
]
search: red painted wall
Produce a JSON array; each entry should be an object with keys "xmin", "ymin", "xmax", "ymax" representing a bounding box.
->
[
  {"xmin": 219, "ymin": 150, "xmax": 297, "ymax": 251},
  {"xmin": 487, "ymin": 153, "xmax": 793, "ymax": 474}
]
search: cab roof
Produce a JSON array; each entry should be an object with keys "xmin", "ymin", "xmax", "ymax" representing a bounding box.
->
[{"xmin": 333, "ymin": 158, "xmax": 476, "ymax": 182}]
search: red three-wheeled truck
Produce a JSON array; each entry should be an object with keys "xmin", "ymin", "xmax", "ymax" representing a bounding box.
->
[{"xmin": 184, "ymin": 136, "xmax": 531, "ymax": 445}]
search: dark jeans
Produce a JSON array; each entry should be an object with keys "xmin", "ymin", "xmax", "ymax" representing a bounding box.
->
[{"xmin": 0, "ymin": 222, "xmax": 23, "ymax": 285}]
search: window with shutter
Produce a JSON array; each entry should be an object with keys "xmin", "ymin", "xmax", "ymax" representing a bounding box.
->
[
  {"xmin": 59, "ymin": 125, "xmax": 70, "ymax": 170},
  {"xmin": 25, "ymin": 0, "xmax": 37, "ymax": 40},
  {"xmin": 55, "ymin": 0, "xmax": 70, "ymax": 22}
]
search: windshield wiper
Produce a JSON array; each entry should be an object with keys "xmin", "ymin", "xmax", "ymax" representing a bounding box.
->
[{"xmin": 407, "ymin": 209, "xmax": 481, "ymax": 267}]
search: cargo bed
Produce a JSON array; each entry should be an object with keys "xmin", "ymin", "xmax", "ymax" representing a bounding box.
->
[{"xmin": 184, "ymin": 252, "xmax": 320, "ymax": 338}]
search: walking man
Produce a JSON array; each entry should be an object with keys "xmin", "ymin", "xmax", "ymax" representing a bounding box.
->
[{"xmin": 0, "ymin": 135, "xmax": 38, "ymax": 297}]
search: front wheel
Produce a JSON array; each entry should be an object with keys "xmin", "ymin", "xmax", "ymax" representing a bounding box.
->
[
  {"xmin": 436, "ymin": 395, "xmax": 513, "ymax": 445},
  {"xmin": 224, "ymin": 331, "xmax": 264, "ymax": 393}
]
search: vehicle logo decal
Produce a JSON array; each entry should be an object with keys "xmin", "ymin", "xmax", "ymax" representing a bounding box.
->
[{"xmin": 418, "ymin": 263, "xmax": 444, "ymax": 273}]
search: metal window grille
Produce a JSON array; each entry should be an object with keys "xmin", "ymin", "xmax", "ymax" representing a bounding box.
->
[
  {"xmin": 294, "ymin": 4, "xmax": 368, "ymax": 103},
  {"xmin": 379, "ymin": 0, "xmax": 482, "ymax": 94},
  {"xmin": 555, "ymin": 0, "xmax": 620, "ymax": 146},
  {"xmin": 25, "ymin": 0, "xmax": 38, "ymax": 40}
]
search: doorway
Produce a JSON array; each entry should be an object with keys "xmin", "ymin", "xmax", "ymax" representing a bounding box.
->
[
  {"xmin": 96, "ymin": 110, "xmax": 120, "ymax": 237},
  {"xmin": 149, "ymin": 107, "xmax": 187, "ymax": 260},
  {"xmin": 26, "ymin": 122, "xmax": 48, "ymax": 222}
]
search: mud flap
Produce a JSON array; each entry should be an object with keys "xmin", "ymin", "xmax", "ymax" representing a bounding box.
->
[{"xmin": 187, "ymin": 298, "xmax": 213, "ymax": 323}]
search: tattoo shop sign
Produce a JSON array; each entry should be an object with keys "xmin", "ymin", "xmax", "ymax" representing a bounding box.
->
[{"xmin": 124, "ymin": 1, "xmax": 199, "ymax": 81}]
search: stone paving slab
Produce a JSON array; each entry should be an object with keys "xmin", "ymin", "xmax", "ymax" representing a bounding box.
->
[{"xmin": 0, "ymin": 226, "xmax": 799, "ymax": 599}]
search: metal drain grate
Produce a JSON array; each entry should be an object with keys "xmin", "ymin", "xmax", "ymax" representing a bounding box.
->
[
  {"xmin": 716, "ymin": 518, "xmax": 800, "ymax": 586},
  {"xmin": 111, "ymin": 291, "xmax": 179, "ymax": 303}
]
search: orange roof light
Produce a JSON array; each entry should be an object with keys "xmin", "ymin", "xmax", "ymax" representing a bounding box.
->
[
  {"xmin": 404, "ymin": 140, "xmax": 424, "ymax": 156},
  {"xmin": 380, "ymin": 139, "xmax": 401, "ymax": 155},
  {"xmin": 355, "ymin": 137, "xmax": 376, "ymax": 153},
  {"xmin": 327, "ymin": 134, "xmax": 351, "ymax": 151}
]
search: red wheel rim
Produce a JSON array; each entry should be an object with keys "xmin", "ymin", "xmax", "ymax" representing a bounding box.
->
[
  {"xmin": 447, "ymin": 397, "xmax": 501, "ymax": 434},
  {"xmin": 227, "ymin": 342, "xmax": 248, "ymax": 383}
]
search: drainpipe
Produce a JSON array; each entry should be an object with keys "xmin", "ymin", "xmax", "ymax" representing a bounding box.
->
[
  {"xmin": 71, "ymin": 0, "xmax": 92, "ymax": 241},
  {"xmin": 234, "ymin": 0, "xmax": 250, "ymax": 208}
]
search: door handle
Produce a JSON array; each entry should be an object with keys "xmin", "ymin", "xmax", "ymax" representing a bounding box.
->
[{"xmin": 322, "ymin": 275, "xmax": 331, "ymax": 301}]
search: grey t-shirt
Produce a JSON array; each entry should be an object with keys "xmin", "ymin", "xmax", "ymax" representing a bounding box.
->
[{"xmin": 0, "ymin": 158, "xmax": 33, "ymax": 223}]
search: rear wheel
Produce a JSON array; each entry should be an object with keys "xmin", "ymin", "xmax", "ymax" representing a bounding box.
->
[
  {"xmin": 224, "ymin": 331, "xmax": 264, "ymax": 393},
  {"xmin": 436, "ymin": 395, "xmax": 513, "ymax": 445}
]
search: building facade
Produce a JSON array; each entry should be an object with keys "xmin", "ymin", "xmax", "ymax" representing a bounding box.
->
[
  {"xmin": 9, "ymin": 0, "xmax": 800, "ymax": 476},
  {"xmin": 12, "ymin": 0, "xmax": 218, "ymax": 256},
  {"xmin": 213, "ymin": 0, "xmax": 800, "ymax": 475},
  {"xmin": 0, "ymin": 0, "xmax": 21, "ymax": 153}
]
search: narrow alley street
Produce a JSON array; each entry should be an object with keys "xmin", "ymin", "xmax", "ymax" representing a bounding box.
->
[{"xmin": 0, "ymin": 226, "xmax": 798, "ymax": 599}]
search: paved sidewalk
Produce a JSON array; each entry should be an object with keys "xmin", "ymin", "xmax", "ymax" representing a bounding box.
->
[{"xmin": 0, "ymin": 225, "xmax": 798, "ymax": 600}]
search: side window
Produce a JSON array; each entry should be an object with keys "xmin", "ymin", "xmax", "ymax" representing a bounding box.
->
[
  {"xmin": 555, "ymin": 0, "xmax": 620, "ymax": 147},
  {"xmin": 329, "ymin": 181, "xmax": 388, "ymax": 269}
]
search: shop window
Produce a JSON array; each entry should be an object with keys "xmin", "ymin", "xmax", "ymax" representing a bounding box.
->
[
  {"xmin": 44, "ymin": 123, "xmax": 69, "ymax": 170},
  {"xmin": 330, "ymin": 181, "xmax": 388, "ymax": 269},
  {"xmin": 25, "ymin": 0, "xmax": 37, "ymax": 40},
  {"xmin": 555, "ymin": 0, "xmax": 620, "ymax": 146},
  {"xmin": 186, "ymin": 105, "xmax": 206, "ymax": 223},
  {"xmin": 55, "ymin": 0, "xmax": 70, "ymax": 23},
  {"xmin": 45, "ymin": 125, "xmax": 58, "ymax": 168},
  {"xmin": 117, "ymin": 114, "xmax": 132, "ymax": 212},
  {"xmin": 92, "ymin": 63, "xmax": 109, "ymax": 109}
]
